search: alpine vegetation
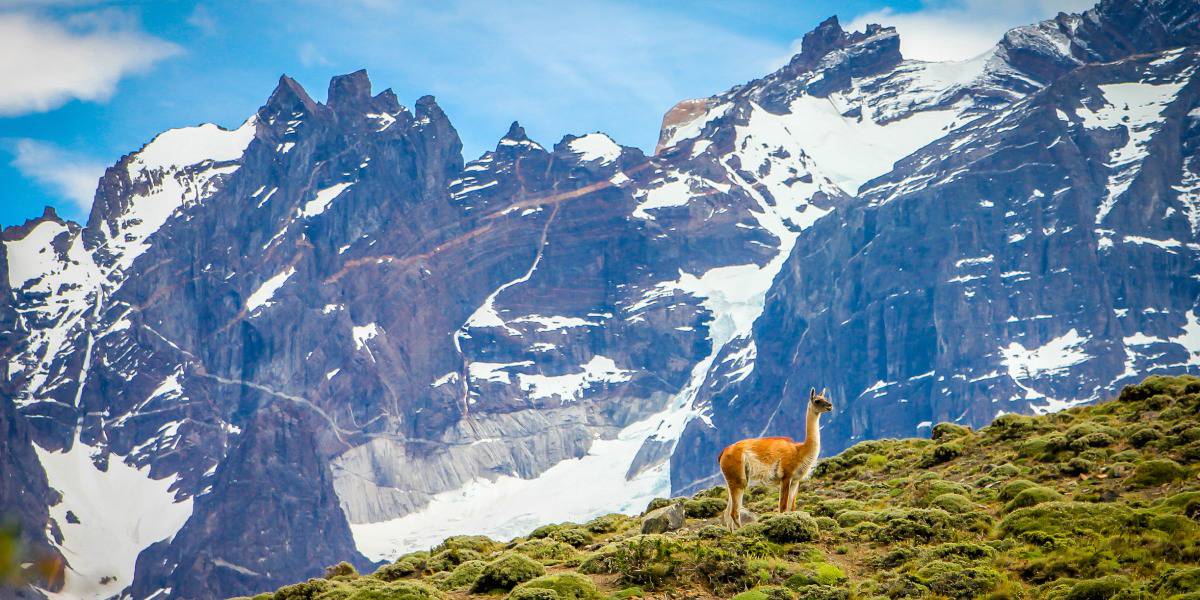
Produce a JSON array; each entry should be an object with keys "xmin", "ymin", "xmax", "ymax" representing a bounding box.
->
[{"xmin": 239, "ymin": 376, "xmax": 1200, "ymax": 599}]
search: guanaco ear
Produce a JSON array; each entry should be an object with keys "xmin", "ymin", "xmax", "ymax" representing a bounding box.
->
[
  {"xmin": 809, "ymin": 387, "xmax": 816, "ymax": 401},
  {"xmin": 821, "ymin": 387, "xmax": 828, "ymax": 398}
]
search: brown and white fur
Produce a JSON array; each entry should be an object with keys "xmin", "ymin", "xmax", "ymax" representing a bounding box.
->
[{"xmin": 717, "ymin": 387, "xmax": 833, "ymax": 529}]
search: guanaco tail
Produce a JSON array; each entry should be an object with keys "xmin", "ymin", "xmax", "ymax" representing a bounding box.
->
[{"xmin": 717, "ymin": 387, "xmax": 834, "ymax": 529}]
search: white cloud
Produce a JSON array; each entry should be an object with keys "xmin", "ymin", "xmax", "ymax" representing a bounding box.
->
[
  {"xmin": 9, "ymin": 139, "xmax": 106, "ymax": 215},
  {"xmin": 846, "ymin": 0, "xmax": 1095, "ymax": 62},
  {"xmin": 186, "ymin": 4, "xmax": 217, "ymax": 36},
  {"xmin": 298, "ymin": 41, "xmax": 332, "ymax": 68},
  {"xmin": 0, "ymin": 10, "xmax": 180, "ymax": 115}
]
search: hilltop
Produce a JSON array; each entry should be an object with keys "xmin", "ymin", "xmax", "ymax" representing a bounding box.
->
[{"xmin": 235, "ymin": 375, "xmax": 1200, "ymax": 599}]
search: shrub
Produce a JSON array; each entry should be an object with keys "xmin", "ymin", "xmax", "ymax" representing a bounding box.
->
[
  {"xmin": 433, "ymin": 535, "xmax": 496, "ymax": 555},
  {"xmin": 693, "ymin": 546, "xmax": 754, "ymax": 596},
  {"xmin": 931, "ymin": 422, "xmax": 973, "ymax": 441},
  {"xmin": 999, "ymin": 479, "xmax": 1039, "ymax": 502},
  {"xmin": 924, "ymin": 542, "xmax": 995, "ymax": 562},
  {"xmin": 916, "ymin": 560, "xmax": 1001, "ymax": 598},
  {"xmin": 386, "ymin": 581, "xmax": 441, "ymax": 600},
  {"xmin": 1065, "ymin": 575, "xmax": 1132, "ymax": 600},
  {"xmin": 695, "ymin": 524, "xmax": 728, "ymax": 540},
  {"xmin": 1120, "ymin": 376, "xmax": 1181, "ymax": 402},
  {"xmin": 918, "ymin": 479, "xmax": 970, "ymax": 505},
  {"xmin": 642, "ymin": 498, "xmax": 673, "ymax": 513},
  {"xmin": 1151, "ymin": 567, "xmax": 1200, "ymax": 596},
  {"xmin": 814, "ymin": 516, "xmax": 839, "ymax": 533},
  {"xmin": 1130, "ymin": 428, "xmax": 1163, "ymax": 448},
  {"xmin": 684, "ymin": 497, "xmax": 726, "ymax": 519},
  {"xmin": 991, "ymin": 463, "xmax": 1021, "ymax": 478},
  {"xmin": 508, "ymin": 588, "xmax": 558, "ymax": 600},
  {"xmin": 512, "ymin": 574, "xmax": 600, "ymax": 600},
  {"xmin": 1071, "ymin": 432, "xmax": 1117, "ymax": 450},
  {"xmin": 759, "ymin": 512, "xmax": 819, "ymax": 543},
  {"xmin": 1000, "ymin": 502, "xmax": 1132, "ymax": 539},
  {"xmin": 931, "ymin": 493, "xmax": 974, "ymax": 513},
  {"xmin": 1004, "ymin": 487, "xmax": 1063, "ymax": 513},
  {"xmin": 437, "ymin": 560, "xmax": 486, "ymax": 590},
  {"xmin": 374, "ymin": 558, "xmax": 422, "ymax": 581},
  {"xmin": 814, "ymin": 499, "xmax": 864, "ymax": 517},
  {"xmin": 584, "ymin": 514, "xmax": 629, "ymax": 534},
  {"xmin": 785, "ymin": 562, "xmax": 846, "ymax": 587},
  {"xmin": 583, "ymin": 535, "xmax": 679, "ymax": 589},
  {"xmin": 919, "ymin": 442, "xmax": 963, "ymax": 467},
  {"xmin": 1129, "ymin": 459, "xmax": 1186, "ymax": 488},
  {"xmin": 427, "ymin": 548, "xmax": 482, "ymax": 572},
  {"xmin": 864, "ymin": 454, "xmax": 888, "ymax": 470},
  {"xmin": 988, "ymin": 413, "xmax": 1046, "ymax": 440},
  {"xmin": 357, "ymin": 581, "xmax": 441, "ymax": 600},
  {"xmin": 1065, "ymin": 422, "xmax": 1120, "ymax": 441},
  {"xmin": 273, "ymin": 579, "xmax": 331, "ymax": 600},
  {"xmin": 874, "ymin": 508, "xmax": 954, "ymax": 543},
  {"xmin": 548, "ymin": 527, "xmax": 592, "ymax": 548},
  {"xmin": 731, "ymin": 586, "xmax": 794, "ymax": 600},
  {"xmin": 610, "ymin": 587, "xmax": 644, "ymax": 599},
  {"xmin": 514, "ymin": 539, "xmax": 576, "ymax": 562},
  {"xmin": 834, "ymin": 510, "xmax": 872, "ymax": 527},
  {"xmin": 529, "ymin": 523, "xmax": 568, "ymax": 539},
  {"xmin": 812, "ymin": 440, "xmax": 896, "ymax": 478},
  {"xmin": 782, "ymin": 584, "xmax": 847, "ymax": 600},
  {"xmin": 471, "ymin": 554, "xmax": 546, "ymax": 592},
  {"xmin": 1061, "ymin": 457, "xmax": 1095, "ymax": 476},
  {"xmin": 324, "ymin": 562, "xmax": 358, "ymax": 579}
]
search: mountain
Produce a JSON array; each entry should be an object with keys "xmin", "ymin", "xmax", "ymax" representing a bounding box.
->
[
  {"xmin": 668, "ymin": 0, "xmax": 1200, "ymax": 494},
  {"xmin": 1, "ymin": 1, "xmax": 1199, "ymax": 598},
  {"xmin": 232, "ymin": 374, "xmax": 1200, "ymax": 599}
]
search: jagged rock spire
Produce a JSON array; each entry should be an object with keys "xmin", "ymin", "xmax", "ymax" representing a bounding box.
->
[{"xmin": 327, "ymin": 69, "xmax": 373, "ymax": 113}]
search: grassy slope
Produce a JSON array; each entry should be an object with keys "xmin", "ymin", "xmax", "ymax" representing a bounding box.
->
[{"xmin": 237, "ymin": 376, "xmax": 1200, "ymax": 600}]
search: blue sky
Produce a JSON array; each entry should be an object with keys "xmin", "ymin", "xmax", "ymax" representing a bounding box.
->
[{"xmin": 0, "ymin": 0, "xmax": 1092, "ymax": 228}]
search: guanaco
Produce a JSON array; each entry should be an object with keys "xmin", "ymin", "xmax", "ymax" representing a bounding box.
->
[{"xmin": 717, "ymin": 387, "xmax": 833, "ymax": 529}]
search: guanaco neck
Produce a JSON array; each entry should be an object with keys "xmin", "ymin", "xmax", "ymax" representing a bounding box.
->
[{"xmin": 800, "ymin": 405, "xmax": 822, "ymax": 456}]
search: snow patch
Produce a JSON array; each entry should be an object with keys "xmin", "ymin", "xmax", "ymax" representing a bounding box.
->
[
  {"xmin": 300, "ymin": 182, "xmax": 355, "ymax": 218},
  {"xmin": 352, "ymin": 323, "xmax": 380, "ymax": 355},
  {"xmin": 568, "ymin": 133, "xmax": 621, "ymax": 165},
  {"xmin": 1000, "ymin": 329, "xmax": 1091, "ymax": 378},
  {"xmin": 517, "ymin": 356, "xmax": 632, "ymax": 401},
  {"xmin": 778, "ymin": 94, "xmax": 961, "ymax": 194},
  {"xmin": 35, "ymin": 438, "xmax": 192, "ymax": 600},
  {"xmin": 349, "ymin": 406, "xmax": 672, "ymax": 560},
  {"xmin": 245, "ymin": 266, "xmax": 296, "ymax": 313},
  {"xmin": 1076, "ymin": 80, "xmax": 1188, "ymax": 223},
  {"xmin": 4, "ymin": 219, "xmax": 68, "ymax": 288}
]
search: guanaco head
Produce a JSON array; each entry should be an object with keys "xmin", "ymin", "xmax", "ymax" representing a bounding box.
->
[{"xmin": 809, "ymin": 387, "xmax": 833, "ymax": 413}]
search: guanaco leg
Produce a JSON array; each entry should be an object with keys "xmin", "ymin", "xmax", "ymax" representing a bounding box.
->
[{"xmin": 778, "ymin": 476, "xmax": 793, "ymax": 512}]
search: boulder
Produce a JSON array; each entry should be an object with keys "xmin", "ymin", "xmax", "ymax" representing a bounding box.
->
[{"xmin": 641, "ymin": 503, "xmax": 686, "ymax": 534}]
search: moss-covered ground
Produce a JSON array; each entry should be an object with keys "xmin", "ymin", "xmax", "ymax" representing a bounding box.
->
[{"xmin": 236, "ymin": 375, "xmax": 1200, "ymax": 599}]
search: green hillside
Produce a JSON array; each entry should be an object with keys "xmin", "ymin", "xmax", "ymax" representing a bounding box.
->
[{"xmin": 238, "ymin": 376, "xmax": 1200, "ymax": 599}]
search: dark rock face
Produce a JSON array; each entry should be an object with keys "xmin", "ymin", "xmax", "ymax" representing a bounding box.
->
[
  {"xmin": 128, "ymin": 404, "xmax": 370, "ymax": 600},
  {"xmin": 0, "ymin": 240, "xmax": 63, "ymax": 598},
  {"xmin": 3, "ymin": 1, "xmax": 1200, "ymax": 598}
]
